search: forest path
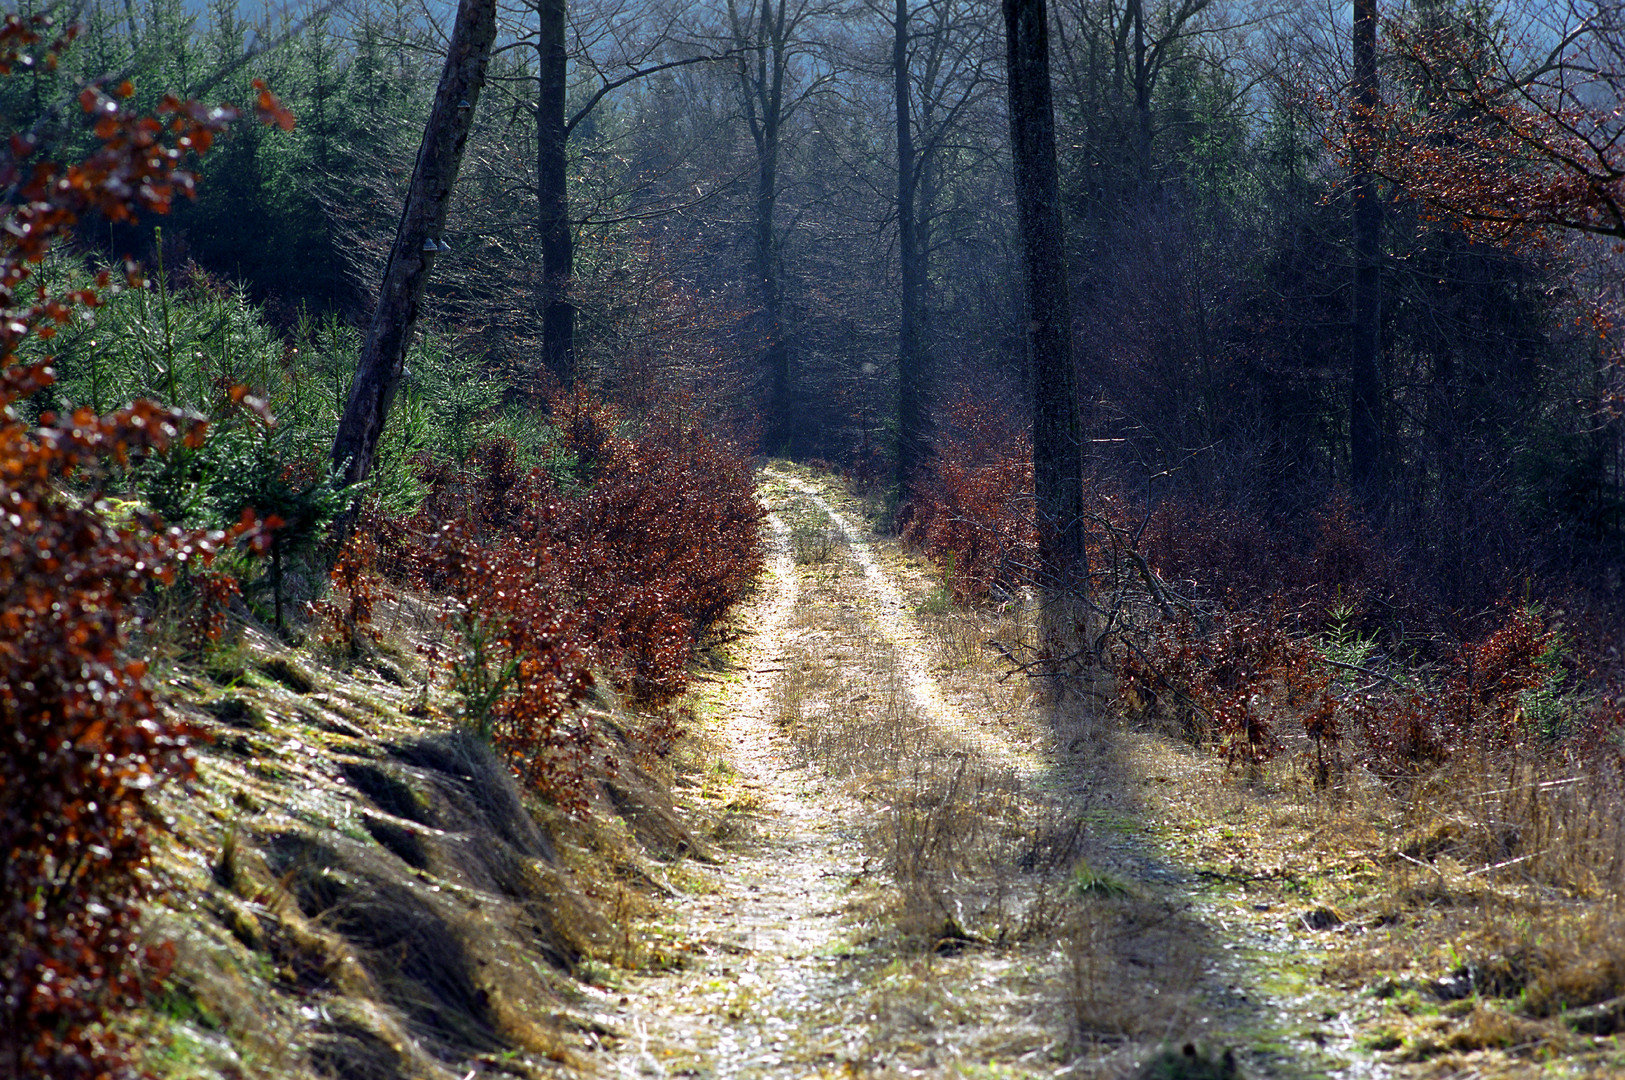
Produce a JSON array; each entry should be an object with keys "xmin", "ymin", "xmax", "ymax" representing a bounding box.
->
[
  {"xmin": 581, "ymin": 465, "xmax": 1386, "ymax": 1080},
  {"xmin": 578, "ymin": 465, "xmax": 1067, "ymax": 1078}
]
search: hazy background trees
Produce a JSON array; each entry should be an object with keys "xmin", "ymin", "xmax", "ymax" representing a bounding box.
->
[{"xmin": 9, "ymin": 0, "xmax": 1620, "ymax": 626}]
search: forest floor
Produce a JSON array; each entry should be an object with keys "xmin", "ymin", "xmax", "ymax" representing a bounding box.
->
[{"xmin": 579, "ymin": 463, "xmax": 1491, "ymax": 1080}]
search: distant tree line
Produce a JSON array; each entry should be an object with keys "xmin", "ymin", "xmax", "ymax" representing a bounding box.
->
[{"xmin": 4, "ymin": 0, "xmax": 1620, "ymax": 614}]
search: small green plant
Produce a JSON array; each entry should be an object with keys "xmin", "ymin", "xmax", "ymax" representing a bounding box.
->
[
  {"xmin": 199, "ymin": 416, "xmax": 349, "ymax": 631},
  {"xmin": 1320, "ymin": 601, "xmax": 1377, "ymax": 676},
  {"xmin": 1518, "ymin": 621, "xmax": 1576, "ymax": 740},
  {"xmin": 1071, "ymin": 860, "xmax": 1134, "ymax": 900},
  {"xmin": 917, "ymin": 551, "xmax": 956, "ymax": 614},
  {"xmin": 449, "ymin": 600, "xmax": 520, "ymax": 740},
  {"xmin": 416, "ymin": 336, "xmax": 502, "ymax": 466}
]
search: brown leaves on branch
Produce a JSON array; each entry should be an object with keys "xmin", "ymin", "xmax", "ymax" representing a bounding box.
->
[
  {"xmin": 363, "ymin": 391, "xmax": 764, "ymax": 813},
  {"xmin": 903, "ymin": 394, "xmax": 1039, "ymax": 603},
  {"xmin": 252, "ymin": 78, "xmax": 297, "ymax": 132},
  {"xmin": 0, "ymin": 22, "xmax": 293, "ymax": 1075},
  {"xmin": 1337, "ymin": 8, "xmax": 1625, "ymax": 246},
  {"xmin": 0, "ymin": 365, "xmax": 267, "ymax": 1079}
]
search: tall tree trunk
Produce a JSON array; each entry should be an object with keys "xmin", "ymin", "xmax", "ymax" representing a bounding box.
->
[
  {"xmin": 1350, "ymin": 0, "xmax": 1383, "ymax": 493},
  {"xmin": 1132, "ymin": 0, "xmax": 1151, "ymax": 180},
  {"xmin": 759, "ymin": 164, "xmax": 790, "ymax": 450},
  {"xmin": 1005, "ymin": 0, "xmax": 1086, "ymax": 581},
  {"xmin": 331, "ymin": 0, "xmax": 497, "ymax": 499},
  {"xmin": 895, "ymin": 0, "xmax": 929, "ymax": 493},
  {"xmin": 754, "ymin": 4, "xmax": 789, "ymax": 450},
  {"xmin": 537, "ymin": 0, "xmax": 574, "ymax": 388}
]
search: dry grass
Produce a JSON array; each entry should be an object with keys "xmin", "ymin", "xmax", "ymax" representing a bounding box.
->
[
  {"xmin": 823, "ymin": 468, "xmax": 1615, "ymax": 1074},
  {"xmin": 1109, "ymin": 714, "xmax": 1625, "ymax": 1073},
  {"xmin": 863, "ymin": 463, "xmax": 1625, "ymax": 1074},
  {"xmin": 765, "ymin": 534, "xmax": 1085, "ymax": 952},
  {"xmin": 128, "ymin": 586, "xmax": 730, "ymax": 1079},
  {"xmin": 759, "ymin": 473, "xmax": 1259, "ymax": 1076}
]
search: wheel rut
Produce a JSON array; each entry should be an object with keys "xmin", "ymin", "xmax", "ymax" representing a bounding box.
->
[{"xmin": 581, "ymin": 468, "xmax": 1065, "ymax": 1078}]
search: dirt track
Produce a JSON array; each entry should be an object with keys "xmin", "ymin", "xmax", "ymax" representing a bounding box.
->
[{"xmin": 584, "ymin": 466, "xmax": 1397, "ymax": 1080}]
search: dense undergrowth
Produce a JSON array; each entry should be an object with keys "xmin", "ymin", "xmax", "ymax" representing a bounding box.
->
[{"xmin": 907, "ymin": 396, "xmax": 1623, "ymax": 770}]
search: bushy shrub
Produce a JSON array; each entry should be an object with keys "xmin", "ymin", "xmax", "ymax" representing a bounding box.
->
[
  {"xmin": 525, "ymin": 393, "xmax": 765, "ymax": 702},
  {"xmin": 904, "ymin": 394, "xmax": 1039, "ymax": 603},
  {"xmin": 307, "ymin": 504, "xmax": 391, "ymax": 655},
  {"xmin": 1113, "ymin": 606, "xmax": 1337, "ymax": 774},
  {"xmin": 374, "ymin": 391, "xmax": 763, "ymax": 802},
  {"xmin": 0, "ymin": 34, "xmax": 285, "ymax": 1073},
  {"xmin": 0, "ymin": 367, "xmax": 248, "ymax": 1077},
  {"xmin": 1349, "ymin": 607, "xmax": 1558, "ymax": 777},
  {"xmin": 418, "ymin": 522, "xmax": 598, "ymax": 811},
  {"xmin": 1137, "ymin": 490, "xmax": 1400, "ymax": 633},
  {"xmin": 1114, "ymin": 600, "xmax": 1570, "ymax": 782}
]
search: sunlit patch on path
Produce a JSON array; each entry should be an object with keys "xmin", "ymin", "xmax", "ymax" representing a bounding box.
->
[
  {"xmin": 770, "ymin": 468, "xmax": 1040, "ymax": 780},
  {"xmin": 585, "ymin": 467, "xmax": 1406, "ymax": 1080}
]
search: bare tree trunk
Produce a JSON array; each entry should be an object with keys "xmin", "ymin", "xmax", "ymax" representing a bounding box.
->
[
  {"xmin": 759, "ymin": 196, "xmax": 791, "ymax": 451},
  {"xmin": 1351, "ymin": 0, "xmax": 1383, "ymax": 493},
  {"xmin": 895, "ymin": 0, "xmax": 930, "ymax": 494},
  {"xmin": 735, "ymin": 0, "xmax": 791, "ymax": 450},
  {"xmin": 1004, "ymin": 0, "xmax": 1086, "ymax": 582},
  {"xmin": 331, "ymin": 0, "xmax": 497, "ymax": 501},
  {"xmin": 537, "ymin": 0, "xmax": 574, "ymax": 388},
  {"xmin": 1132, "ymin": 0, "xmax": 1150, "ymax": 179}
]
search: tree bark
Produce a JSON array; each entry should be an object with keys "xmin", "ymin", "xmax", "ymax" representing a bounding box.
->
[
  {"xmin": 1350, "ymin": 0, "xmax": 1383, "ymax": 493},
  {"xmin": 1132, "ymin": 0, "xmax": 1151, "ymax": 179},
  {"xmin": 1004, "ymin": 0, "xmax": 1086, "ymax": 580},
  {"xmin": 331, "ymin": 0, "xmax": 497, "ymax": 496},
  {"xmin": 733, "ymin": 0, "xmax": 792, "ymax": 450},
  {"xmin": 758, "ymin": 115, "xmax": 788, "ymax": 449},
  {"xmin": 537, "ymin": 0, "xmax": 574, "ymax": 388},
  {"xmin": 895, "ymin": 0, "xmax": 930, "ymax": 493}
]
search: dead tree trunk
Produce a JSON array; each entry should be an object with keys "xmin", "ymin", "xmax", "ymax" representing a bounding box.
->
[
  {"xmin": 1004, "ymin": 0, "xmax": 1086, "ymax": 583},
  {"xmin": 331, "ymin": 0, "xmax": 497, "ymax": 500}
]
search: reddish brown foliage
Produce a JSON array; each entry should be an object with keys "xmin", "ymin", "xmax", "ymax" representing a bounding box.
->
[
  {"xmin": 309, "ymin": 508, "xmax": 392, "ymax": 653},
  {"xmin": 177, "ymin": 566, "xmax": 243, "ymax": 653},
  {"xmin": 1352, "ymin": 607, "xmax": 1556, "ymax": 777},
  {"xmin": 1115, "ymin": 601, "xmax": 1559, "ymax": 782},
  {"xmin": 415, "ymin": 437, "xmax": 529, "ymax": 538},
  {"xmin": 0, "ymin": 27, "xmax": 284, "ymax": 1074},
  {"xmin": 904, "ymin": 394, "xmax": 1039, "ymax": 602},
  {"xmin": 1114, "ymin": 607, "xmax": 1338, "ymax": 774},
  {"xmin": 1139, "ymin": 492, "xmax": 1399, "ymax": 631},
  {"xmin": 379, "ymin": 392, "xmax": 763, "ymax": 803},
  {"xmin": 528, "ymin": 395, "xmax": 764, "ymax": 702},
  {"xmin": 1343, "ymin": 12, "xmax": 1625, "ymax": 248},
  {"xmin": 0, "ymin": 366, "xmax": 255, "ymax": 1078},
  {"xmin": 415, "ymin": 522, "xmax": 599, "ymax": 812},
  {"xmin": 914, "ymin": 400, "xmax": 1591, "ymax": 783}
]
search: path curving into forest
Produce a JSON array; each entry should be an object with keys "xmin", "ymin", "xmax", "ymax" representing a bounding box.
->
[
  {"xmin": 771, "ymin": 471, "xmax": 1041, "ymax": 779},
  {"xmin": 584, "ymin": 466, "xmax": 1392, "ymax": 1080},
  {"xmin": 578, "ymin": 467, "xmax": 1069, "ymax": 1078}
]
